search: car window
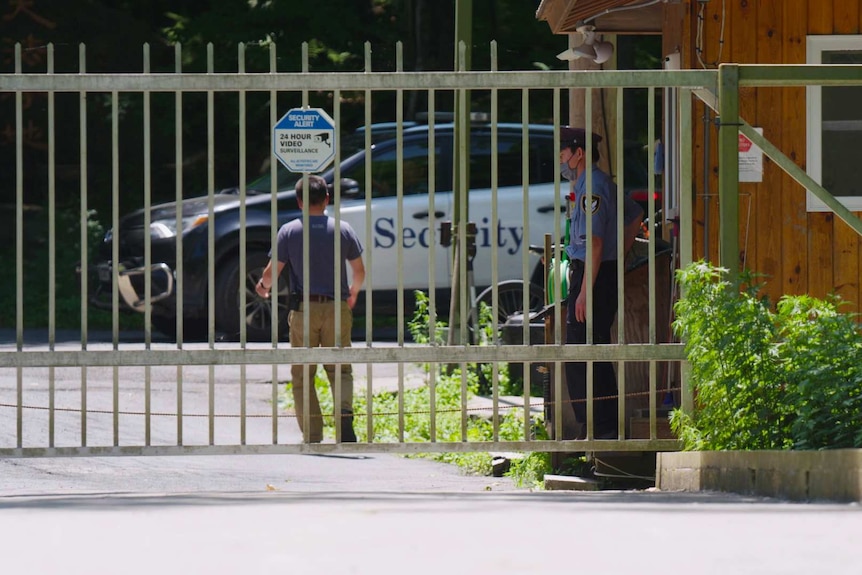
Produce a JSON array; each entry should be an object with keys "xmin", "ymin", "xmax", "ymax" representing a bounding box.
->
[
  {"xmin": 531, "ymin": 135, "xmax": 557, "ymax": 184},
  {"xmin": 341, "ymin": 136, "xmax": 450, "ymax": 198},
  {"xmin": 469, "ymin": 133, "xmax": 555, "ymax": 189},
  {"xmin": 244, "ymin": 131, "xmax": 400, "ymax": 194},
  {"xmin": 246, "ymin": 164, "xmax": 300, "ymax": 194}
]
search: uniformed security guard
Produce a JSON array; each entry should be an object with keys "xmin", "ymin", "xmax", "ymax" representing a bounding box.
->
[{"xmin": 560, "ymin": 127, "xmax": 643, "ymax": 439}]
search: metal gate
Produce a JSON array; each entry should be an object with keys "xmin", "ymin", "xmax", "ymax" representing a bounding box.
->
[{"xmin": 0, "ymin": 41, "xmax": 711, "ymax": 457}]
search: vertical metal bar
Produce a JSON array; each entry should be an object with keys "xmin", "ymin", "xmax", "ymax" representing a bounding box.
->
[
  {"xmin": 175, "ymin": 43, "xmax": 184, "ymax": 446},
  {"xmin": 207, "ymin": 43, "xmax": 216, "ymax": 445},
  {"xmin": 363, "ymin": 42, "xmax": 374, "ymax": 443},
  {"xmin": 521, "ymin": 90, "xmax": 530, "ymax": 441},
  {"xmin": 457, "ymin": 40, "xmax": 469, "ymax": 346},
  {"xmin": 301, "ymin": 43, "xmax": 311, "ymax": 444},
  {"xmin": 238, "ymin": 43, "xmax": 248, "ymax": 445},
  {"xmin": 552, "ymin": 89, "xmax": 562, "ymax": 442},
  {"xmin": 460, "ymin": 364, "xmax": 468, "ymax": 442},
  {"xmin": 490, "ymin": 41, "xmax": 499, "ymax": 441},
  {"xmin": 112, "ymin": 89, "xmax": 120, "ymax": 446},
  {"xmin": 552, "ymin": 90, "xmax": 562, "ymax": 342},
  {"xmin": 269, "ymin": 43, "xmax": 279, "ymax": 444},
  {"xmin": 648, "ymin": 87, "xmax": 656, "ymax": 345},
  {"xmin": 47, "ymin": 43, "xmax": 54, "ymax": 342},
  {"xmin": 649, "ymin": 360, "xmax": 657, "ymax": 440},
  {"xmin": 457, "ymin": 43, "xmax": 469, "ymax": 437},
  {"xmin": 616, "ymin": 87, "xmax": 625, "ymax": 342},
  {"xmin": 14, "ymin": 43, "xmax": 23, "ymax": 449},
  {"xmin": 429, "ymin": 363, "xmax": 437, "ymax": 443},
  {"xmin": 522, "ymin": 368, "xmax": 530, "ymax": 442},
  {"xmin": 554, "ymin": 360, "xmax": 562, "ymax": 441},
  {"xmin": 584, "ymin": 89, "xmax": 593, "ymax": 341},
  {"xmin": 143, "ymin": 43, "xmax": 152, "ymax": 348},
  {"xmin": 396, "ymin": 42, "xmax": 405, "ymax": 349},
  {"xmin": 679, "ymin": 88, "xmax": 694, "ymax": 415},
  {"xmin": 397, "ymin": 362, "xmax": 405, "ymax": 443},
  {"xmin": 143, "ymin": 44, "xmax": 152, "ymax": 446},
  {"xmin": 79, "ymin": 44, "xmax": 88, "ymax": 447},
  {"xmin": 209, "ymin": 362, "xmax": 215, "ymax": 446},
  {"xmin": 616, "ymin": 85, "xmax": 626, "ymax": 440},
  {"xmin": 718, "ymin": 64, "xmax": 740, "ymax": 280},
  {"xmin": 428, "ymin": 89, "xmax": 437, "ymax": 443},
  {"xmin": 396, "ymin": 43, "xmax": 405, "ymax": 444},
  {"xmin": 47, "ymin": 44, "xmax": 56, "ymax": 448},
  {"xmin": 521, "ymin": 90, "xmax": 530, "ymax": 338},
  {"xmin": 333, "ymin": 88, "xmax": 342, "ymax": 442},
  {"xmin": 584, "ymin": 89, "xmax": 593, "ymax": 440}
]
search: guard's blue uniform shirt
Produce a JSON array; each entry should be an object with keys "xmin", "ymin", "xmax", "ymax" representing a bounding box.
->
[
  {"xmin": 565, "ymin": 165, "xmax": 644, "ymax": 263},
  {"xmin": 566, "ymin": 165, "xmax": 618, "ymax": 262}
]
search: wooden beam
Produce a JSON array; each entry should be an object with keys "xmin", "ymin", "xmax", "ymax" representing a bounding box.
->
[{"xmin": 537, "ymin": 0, "xmax": 662, "ymax": 34}]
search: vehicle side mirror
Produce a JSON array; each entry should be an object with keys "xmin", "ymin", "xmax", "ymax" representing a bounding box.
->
[{"xmin": 339, "ymin": 178, "xmax": 362, "ymax": 198}]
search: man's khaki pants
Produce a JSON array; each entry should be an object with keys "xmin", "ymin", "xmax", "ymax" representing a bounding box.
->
[{"xmin": 288, "ymin": 300, "xmax": 354, "ymax": 442}]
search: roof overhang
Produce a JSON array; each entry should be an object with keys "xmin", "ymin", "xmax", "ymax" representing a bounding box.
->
[{"xmin": 536, "ymin": 0, "xmax": 664, "ymax": 35}]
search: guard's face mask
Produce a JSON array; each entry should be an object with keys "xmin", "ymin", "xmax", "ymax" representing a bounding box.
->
[{"xmin": 560, "ymin": 161, "xmax": 576, "ymax": 182}]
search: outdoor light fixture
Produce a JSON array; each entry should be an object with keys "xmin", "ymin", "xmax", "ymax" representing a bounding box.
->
[{"xmin": 556, "ymin": 24, "xmax": 614, "ymax": 65}]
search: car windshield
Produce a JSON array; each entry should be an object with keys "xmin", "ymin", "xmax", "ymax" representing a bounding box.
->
[{"xmin": 245, "ymin": 166, "xmax": 299, "ymax": 193}]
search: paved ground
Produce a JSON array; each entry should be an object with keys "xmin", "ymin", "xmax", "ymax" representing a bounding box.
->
[
  {"xmin": 3, "ymin": 330, "xmax": 862, "ymax": 573},
  {"xmin": 0, "ymin": 451, "xmax": 520, "ymax": 496},
  {"xmin": 2, "ymin": 481, "xmax": 861, "ymax": 575}
]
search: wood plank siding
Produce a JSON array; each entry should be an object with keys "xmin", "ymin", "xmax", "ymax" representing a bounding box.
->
[{"xmin": 673, "ymin": 0, "xmax": 862, "ymax": 311}]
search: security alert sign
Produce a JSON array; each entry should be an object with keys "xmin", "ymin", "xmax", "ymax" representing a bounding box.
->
[
  {"xmin": 273, "ymin": 107, "xmax": 337, "ymax": 173},
  {"xmin": 738, "ymin": 128, "xmax": 763, "ymax": 183}
]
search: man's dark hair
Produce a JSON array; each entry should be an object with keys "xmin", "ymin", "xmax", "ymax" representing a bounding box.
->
[{"xmin": 295, "ymin": 174, "xmax": 329, "ymax": 206}]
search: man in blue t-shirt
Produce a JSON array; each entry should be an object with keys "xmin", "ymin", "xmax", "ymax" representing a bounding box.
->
[
  {"xmin": 255, "ymin": 175, "xmax": 366, "ymax": 443},
  {"xmin": 560, "ymin": 127, "xmax": 643, "ymax": 440}
]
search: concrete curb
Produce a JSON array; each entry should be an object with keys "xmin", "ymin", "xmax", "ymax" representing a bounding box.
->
[{"xmin": 656, "ymin": 449, "xmax": 862, "ymax": 502}]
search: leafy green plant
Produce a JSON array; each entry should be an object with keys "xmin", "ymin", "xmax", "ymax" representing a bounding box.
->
[
  {"xmin": 407, "ymin": 290, "xmax": 448, "ymax": 346},
  {"xmin": 276, "ymin": 291, "xmax": 556, "ymax": 484},
  {"xmin": 408, "ymin": 290, "xmax": 530, "ymax": 397},
  {"xmin": 671, "ymin": 261, "xmax": 862, "ymax": 450},
  {"xmin": 278, "ymin": 365, "xmax": 550, "ymax": 479},
  {"xmin": 775, "ymin": 295, "xmax": 862, "ymax": 449}
]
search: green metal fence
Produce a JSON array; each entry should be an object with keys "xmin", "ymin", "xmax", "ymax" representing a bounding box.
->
[{"xmin": 14, "ymin": 44, "xmax": 838, "ymax": 458}]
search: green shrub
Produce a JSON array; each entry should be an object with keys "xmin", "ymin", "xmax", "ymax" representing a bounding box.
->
[
  {"xmin": 279, "ymin": 365, "xmax": 550, "ymax": 481},
  {"xmin": 408, "ymin": 290, "xmax": 530, "ymax": 397},
  {"xmin": 776, "ymin": 295, "xmax": 862, "ymax": 449},
  {"xmin": 276, "ymin": 290, "xmax": 557, "ymax": 485},
  {"xmin": 671, "ymin": 261, "xmax": 862, "ymax": 450}
]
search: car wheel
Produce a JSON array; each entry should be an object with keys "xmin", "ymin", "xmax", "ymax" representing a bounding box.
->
[
  {"xmin": 214, "ymin": 251, "xmax": 290, "ymax": 342},
  {"xmin": 471, "ymin": 279, "xmax": 545, "ymax": 334}
]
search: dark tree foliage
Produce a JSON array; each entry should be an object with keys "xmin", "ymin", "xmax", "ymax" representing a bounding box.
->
[
  {"xmin": 2, "ymin": 0, "xmax": 567, "ymax": 215},
  {"xmin": 0, "ymin": 0, "xmax": 654, "ymax": 330}
]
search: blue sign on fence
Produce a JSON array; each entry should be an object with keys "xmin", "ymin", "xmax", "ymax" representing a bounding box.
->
[{"xmin": 272, "ymin": 107, "xmax": 337, "ymax": 173}]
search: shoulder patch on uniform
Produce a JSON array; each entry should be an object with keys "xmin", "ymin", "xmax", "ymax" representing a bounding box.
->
[{"xmin": 580, "ymin": 194, "xmax": 601, "ymax": 214}]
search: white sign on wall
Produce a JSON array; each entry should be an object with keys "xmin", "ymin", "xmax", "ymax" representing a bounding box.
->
[
  {"xmin": 739, "ymin": 128, "xmax": 764, "ymax": 183},
  {"xmin": 272, "ymin": 107, "xmax": 337, "ymax": 173}
]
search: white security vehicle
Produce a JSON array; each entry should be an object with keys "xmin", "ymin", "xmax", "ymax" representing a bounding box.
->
[
  {"xmin": 91, "ymin": 121, "xmax": 648, "ymax": 340},
  {"xmin": 332, "ymin": 122, "xmax": 561, "ymax": 318}
]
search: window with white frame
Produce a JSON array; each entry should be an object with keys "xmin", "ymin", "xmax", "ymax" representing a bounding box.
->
[{"xmin": 806, "ymin": 35, "xmax": 862, "ymax": 211}]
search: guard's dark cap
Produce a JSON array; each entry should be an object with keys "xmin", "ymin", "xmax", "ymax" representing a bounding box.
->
[{"xmin": 559, "ymin": 126, "xmax": 602, "ymax": 150}]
